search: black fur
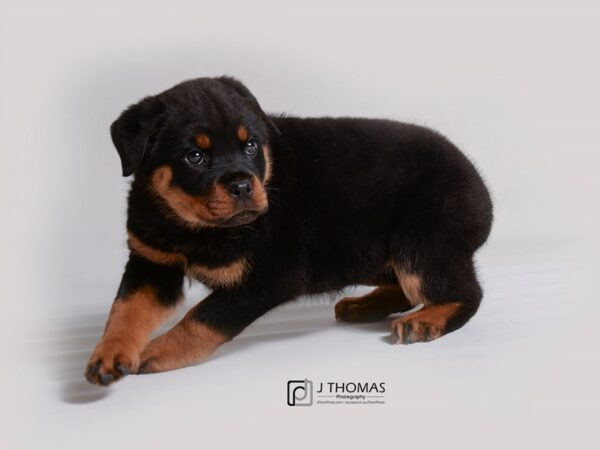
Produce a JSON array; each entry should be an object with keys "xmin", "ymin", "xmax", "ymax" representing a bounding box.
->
[
  {"xmin": 112, "ymin": 76, "xmax": 493, "ymax": 341},
  {"xmin": 116, "ymin": 255, "xmax": 184, "ymax": 307}
]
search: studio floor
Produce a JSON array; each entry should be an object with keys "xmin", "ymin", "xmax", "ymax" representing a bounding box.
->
[{"xmin": 4, "ymin": 239, "xmax": 599, "ymax": 449}]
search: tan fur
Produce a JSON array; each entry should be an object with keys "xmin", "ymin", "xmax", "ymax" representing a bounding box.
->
[
  {"xmin": 195, "ymin": 133, "xmax": 211, "ymax": 149},
  {"xmin": 87, "ymin": 288, "xmax": 178, "ymax": 378},
  {"xmin": 391, "ymin": 264, "xmax": 428, "ymax": 306},
  {"xmin": 206, "ymin": 182, "xmax": 238, "ymax": 217},
  {"xmin": 250, "ymin": 175, "xmax": 268, "ymax": 210},
  {"xmin": 391, "ymin": 303, "xmax": 461, "ymax": 343},
  {"xmin": 151, "ymin": 166, "xmax": 268, "ymax": 226},
  {"xmin": 335, "ymin": 285, "xmax": 412, "ymax": 322},
  {"xmin": 128, "ymin": 232, "xmax": 186, "ymax": 267},
  {"xmin": 189, "ymin": 257, "xmax": 249, "ymax": 288},
  {"xmin": 139, "ymin": 315, "xmax": 227, "ymax": 374},
  {"xmin": 152, "ymin": 166, "xmax": 217, "ymax": 225},
  {"xmin": 128, "ymin": 230, "xmax": 249, "ymax": 287},
  {"xmin": 263, "ymin": 144, "xmax": 273, "ymax": 184},
  {"xmin": 237, "ymin": 125, "xmax": 249, "ymax": 142}
]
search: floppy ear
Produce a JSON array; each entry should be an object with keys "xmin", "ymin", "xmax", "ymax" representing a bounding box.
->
[
  {"xmin": 110, "ymin": 95, "xmax": 166, "ymax": 177},
  {"xmin": 217, "ymin": 76, "xmax": 282, "ymax": 137}
]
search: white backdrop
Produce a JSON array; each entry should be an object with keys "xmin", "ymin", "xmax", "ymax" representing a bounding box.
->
[
  {"xmin": 2, "ymin": 0, "xmax": 599, "ymax": 296},
  {"xmin": 1, "ymin": 1, "xmax": 599, "ymax": 449}
]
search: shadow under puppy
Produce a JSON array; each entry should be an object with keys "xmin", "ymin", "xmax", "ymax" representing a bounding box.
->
[{"xmin": 85, "ymin": 76, "xmax": 493, "ymax": 386}]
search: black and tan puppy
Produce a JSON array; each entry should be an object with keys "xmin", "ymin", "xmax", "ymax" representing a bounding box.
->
[{"xmin": 85, "ymin": 76, "xmax": 492, "ymax": 386}]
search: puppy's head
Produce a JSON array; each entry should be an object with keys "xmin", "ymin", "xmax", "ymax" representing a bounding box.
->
[{"xmin": 111, "ymin": 76, "xmax": 279, "ymax": 228}]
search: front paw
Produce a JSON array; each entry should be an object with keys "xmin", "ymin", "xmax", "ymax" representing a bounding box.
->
[
  {"xmin": 137, "ymin": 334, "xmax": 183, "ymax": 375},
  {"xmin": 138, "ymin": 320, "xmax": 225, "ymax": 375},
  {"xmin": 85, "ymin": 338, "xmax": 141, "ymax": 386}
]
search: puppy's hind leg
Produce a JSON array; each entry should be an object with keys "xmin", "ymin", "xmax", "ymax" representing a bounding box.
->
[
  {"xmin": 389, "ymin": 258, "xmax": 482, "ymax": 344},
  {"xmin": 335, "ymin": 285, "xmax": 413, "ymax": 323}
]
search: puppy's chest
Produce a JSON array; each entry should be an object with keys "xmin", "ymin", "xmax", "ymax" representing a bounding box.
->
[
  {"xmin": 186, "ymin": 255, "xmax": 250, "ymax": 289},
  {"xmin": 127, "ymin": 232, "xmax": 250, "ymax": 289}
]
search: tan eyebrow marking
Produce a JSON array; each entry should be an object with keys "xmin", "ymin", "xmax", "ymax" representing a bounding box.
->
[
  {"xmin": 237, "ymin": 125, "xmax": 249, "ymax": 142},
  {"xmin": 195, "ymin": 134, "xmax": 211, "ymax": 149}
]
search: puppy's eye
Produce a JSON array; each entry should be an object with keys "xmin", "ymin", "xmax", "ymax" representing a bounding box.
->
[
  {"xmin": 244, "ymin": 138, "xmax": 258, "ymax": 156},
  {"xmin": 186, "ymin": 150, "xmax": 205, "ymax": 165}
]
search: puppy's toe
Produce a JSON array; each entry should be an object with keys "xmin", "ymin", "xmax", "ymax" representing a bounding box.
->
[
  {"xmin": 85, "ymin": 339, "xmax": 140, "ymax": 386},
  {"xmin": 390, "ymin": 317, "xmax": 443, "ymax": 345}
]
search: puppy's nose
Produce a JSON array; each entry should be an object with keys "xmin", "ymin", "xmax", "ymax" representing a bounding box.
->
[{"xmin": 227, "ymin": 179, "xmax": 253, "ymax": 199}]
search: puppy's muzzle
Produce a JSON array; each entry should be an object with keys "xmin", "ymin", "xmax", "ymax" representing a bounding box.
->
[{"xmin": 215, "ymin": 172, "xmax": 268, "ymax": 227}]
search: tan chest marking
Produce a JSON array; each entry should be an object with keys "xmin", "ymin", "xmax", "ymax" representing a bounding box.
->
[
  {"xmin": 128, "ymin": 232, "xmax": 186, "ymax": 267},
  {"xmin": 128, "ymin": 232, "xmax": 249, "ymax": 288},
  {"xmin": 188, "ymin": 258, "xmax": 249, "ymax": 288}
]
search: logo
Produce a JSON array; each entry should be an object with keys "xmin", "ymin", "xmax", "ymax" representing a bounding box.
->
[
  {"xmin": 287, "ymin": 379, "xmax": 386, "ymax": 406},
  {"xmin": 287, "ymin": 379, "xmax": 313, "ymax": 406}
]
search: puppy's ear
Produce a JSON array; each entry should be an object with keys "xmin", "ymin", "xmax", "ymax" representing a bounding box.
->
[
  {"xmin": 218, "ymin": 76, "xmax": 282, "ymax": 137},
  {"xmin": 110, "ymin": 96, "xmax": 166, "ymax": 177}
]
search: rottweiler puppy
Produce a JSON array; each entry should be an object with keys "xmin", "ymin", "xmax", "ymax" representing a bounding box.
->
[{"xmin": 85, "ymin": 76, "xmax": 493, "ymax": 386}]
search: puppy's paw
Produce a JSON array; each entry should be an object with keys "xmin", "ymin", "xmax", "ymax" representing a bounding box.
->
[
  {"xmin": 85, "ymin": 338, "xmax": 141, "ymax": 386},
  {"xmin": 390, "ymin": 303, "xmax": 461, "ymax": 344},
  {"xmin": 137, "ymin": 335, "xmax": 177, "ymax": 375},
  {"xmin": 335, "ymin": 287, "xmax": 413, "ymax": 323},
  {"xmin": 138, "ymin": 320, "xmax": 225, "ymax": 375},
  {"xmin": 390, "ymin": 316, "xmax": 443, "ymax": 345},
  {"xmin": 335, "ymin": 297, "xmax": 375, "ymax": 322},
  {"xmin": 335, "ymin": 296, "xmax": 396, "ymax": 323},
  {"xmin": 137, "ymin": 331, "xmax": 199, "ymax": 375}
]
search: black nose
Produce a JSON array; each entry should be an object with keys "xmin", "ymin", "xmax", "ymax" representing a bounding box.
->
[{"xmin": 227, "ymin": 179, "xmax": 253, "ymax": 199}]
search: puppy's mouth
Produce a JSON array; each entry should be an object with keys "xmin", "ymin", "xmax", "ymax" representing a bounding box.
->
[{"xmin": 211, "ymin": 206, "xmax": 268, "ymax": 227}]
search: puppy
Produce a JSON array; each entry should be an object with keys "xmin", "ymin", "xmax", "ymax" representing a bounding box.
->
[{"xmin": 85, "ymin": 76, "xmax": 493, "ymax": 386}]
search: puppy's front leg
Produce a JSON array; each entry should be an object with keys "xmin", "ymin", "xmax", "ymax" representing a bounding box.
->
[
  {"xmin": 138, "ymin": 285, "xmax": 289, "ymax": 374},
  {"xmin": 85, "ymin": 254, "xmax": 184, "ymax": 386}
]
